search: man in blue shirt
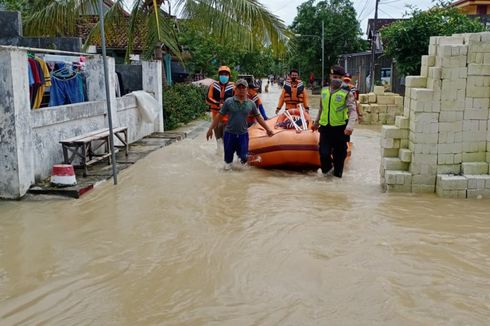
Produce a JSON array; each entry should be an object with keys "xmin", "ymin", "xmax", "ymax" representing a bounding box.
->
[{"xmin": 207, "ymin": 79, "xmax": 274, "ymax": 170}]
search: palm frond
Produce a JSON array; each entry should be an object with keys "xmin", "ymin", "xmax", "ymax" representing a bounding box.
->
[
  {"xmin": 142, "ymin": 8, "xmax": 182, "ymax": 60},
  {"xmin": 83, "ymin": 0, "xmax": 128, "ymax": 50},
  {"xmin": 126, "ymin": 0, "xmax": 145, "ymax": 62},
  {"xmin": 174, "ymin": 0, "xmax": 292, "ymax": 55},
  {"xmin": 24, "ymin": 0, "xmax": 98, "ymax": 36}
]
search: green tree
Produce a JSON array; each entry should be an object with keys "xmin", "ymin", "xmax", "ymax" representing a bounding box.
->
[
  {"xmin": 179, "ymin": 21, "xmax": 280, "ymax": 78},
  {"xmin": 381, "ymin": 3, "xmax": 485, "ymax": 76},
  {"xmin": 6, "ymin": 0, "xmax": 291, "ymax": 61},
  {"xmin": 288, "ymin": 0, "xmax": 367, "ymax": 81},
  {"xmin": 0, "ymin": 0, "xmax": 32, "ymax": 13}
]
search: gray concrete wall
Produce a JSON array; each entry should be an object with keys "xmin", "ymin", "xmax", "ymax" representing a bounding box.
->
[
  {"xmin": 116, "ymin": 96, "xmax": 156, "ymax": 143},
  {"xmin": 29, "ymin": 96, "xmax": 148, "ymax": 182},
  {"xmin": 143, "ymin": 61, "xmax": 163, "ymax": 132},
  {"xmin": 0, "ymin": 11, "xmax": 82, "ymax": 52},
  {"xmin": 20, "ymin": 37, "xmax": 82, "ymax": 52},
  {"xmin": 0, "ymin": 11, "xmax": 22, "ymax": 38},
  {"xmin": 0, "ymin": 47, "xmax": 163, "ymax": 198}
]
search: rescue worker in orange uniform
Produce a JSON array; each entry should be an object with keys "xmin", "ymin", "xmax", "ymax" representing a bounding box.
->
[
  {"xmin": 206, "ymin": 66, "xmax": 235, "ymax": 150},
  {"xmin": 275, "ymin": 69, "xmax": 310, "ymax": 114},
  {"xmin": 247, "ymin": 82, "xmax": 268, "ymax": 127}
]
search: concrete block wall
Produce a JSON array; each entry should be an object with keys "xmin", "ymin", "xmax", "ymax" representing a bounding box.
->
[
  {"xmin": 359, "ymin": 86, "xmax": 404, "ymax": 125},
  {"xmin": 0, "ymin": 46, "xmax": 163, "ymax": 199},
  {"xmin": 380, "ymin": 32, "xmax": 490, "ymax": 198}
]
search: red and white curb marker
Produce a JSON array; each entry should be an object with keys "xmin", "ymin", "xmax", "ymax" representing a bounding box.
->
[{"xmin": 50, "ymin": 164, "xmax": 77, "ymax": 186}]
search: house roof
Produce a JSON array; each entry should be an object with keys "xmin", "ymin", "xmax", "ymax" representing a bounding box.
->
[
  {"xmin": 102, "ymin": 0, "xmax": 130, "ymax": 16},
  {"xmin": 76, "ymin": 1, "xmax": 175, "ymax": 51},
  {"xmin": 366, "ymin": 18, "xmax": 406, "ymax": 38},
  {"xmin": 450, "ymin": 0, "xmax": 490, "ymax": 7},
  {"xmin": 76, "ymin": 16, "xmax": 145, "ymax": 51}
]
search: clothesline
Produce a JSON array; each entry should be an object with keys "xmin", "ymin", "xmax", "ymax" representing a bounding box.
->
[{"xmin": 0, "ymin": 45, "xmax": 97, "ymax": 57}]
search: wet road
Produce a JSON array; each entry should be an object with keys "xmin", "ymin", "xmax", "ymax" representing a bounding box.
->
[{"xmin": 0, "ymin": 81, "xmax": 489, "ymax": 325}]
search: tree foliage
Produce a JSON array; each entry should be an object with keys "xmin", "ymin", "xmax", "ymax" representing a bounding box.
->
[
  {"xmin": 179, "ymin": 21, "xmax": 277, "ymax": 78},
  {"xmin": 3, "ymin": 0, "xmax": 291, "ymax": 62},
  {"xmin": 288, "ymin": 0, "xmax": 368, "ymax": 81},
  {"xmin": 163, "ymin": 83, "xmax": 208, "ymax": 130},
  {"xmin": 381, "ymin": 3, "xmax": 485, "ymax": 76}
]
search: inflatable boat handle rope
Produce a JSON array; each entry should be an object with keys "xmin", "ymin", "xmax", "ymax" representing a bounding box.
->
[
  {"xmin": 298, "ymin": 104, "xmax": 308, "ymax": 131},
  {"xmin": 284, "ymin": 110, "xmax": 302, "ymax": 133}
]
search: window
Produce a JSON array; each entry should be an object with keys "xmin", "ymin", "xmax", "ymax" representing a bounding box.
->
[{"xmin": 381, "ymin": 68, "xmax": 392, "ymax": 85}]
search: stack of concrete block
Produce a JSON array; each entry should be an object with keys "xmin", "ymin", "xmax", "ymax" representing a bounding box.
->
[
  {"xmin": 462, "ymin": 162, "xmax": 490, "ymax": 198},
  {"xmin": 437, "ymin": 161, "xmax": 490, "ymax": 198},
  {"xmin": 405, "ymin": 55, "xmax": 441, "ymax": 193},
  {"xmin": 380, "ymin": 124, "xmax": 411, "ymax": 192},
  {"xmin": 379, "ymin": 32, "xmax": 490, "ymax": 198},
  {"xmin": 359, "ymin": 86, "xmax": 403, "ymax": 125},
  {"xmin": 463, "ymin": 33, "xmax": 490, "ymax": 165},
  {"xmin": 436, "ymin": 174, "xmax": 468, "ymax": 198}
]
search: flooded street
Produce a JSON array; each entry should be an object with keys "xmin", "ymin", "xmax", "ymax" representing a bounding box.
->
[{"xmin": 1, "ymin": 82, "xmax": 489, "ymax": 325}]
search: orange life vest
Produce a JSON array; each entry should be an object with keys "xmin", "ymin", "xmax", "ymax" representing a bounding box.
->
[{"xmin": 206, "ymin": 81, "xmax": 235, "ymax": 122}]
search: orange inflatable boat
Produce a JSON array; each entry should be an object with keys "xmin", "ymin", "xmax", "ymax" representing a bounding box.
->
[{"xmin": 248, "ymin": 108, "xmax": 321, "ymax": 168}]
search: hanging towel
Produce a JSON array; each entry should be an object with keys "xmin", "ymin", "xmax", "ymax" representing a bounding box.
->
[{"xmin": 130, "ymin": 91, "xmax": 159, "ymax": 123}]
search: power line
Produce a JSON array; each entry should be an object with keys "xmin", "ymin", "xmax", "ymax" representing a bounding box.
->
[
  {"xmin": 359, "ymin": 8, "xmax": 375, "ymax": 23},
  {"xmin": 379, "ymin": 8, "xmax": 394, "ymax": 18},
  {"xmin": 380, "ymin": 0, "xmax": 404, "ymax": 4},
  {"xmin": 272, "ymin": 1, "xmax": 298, "ymax": 14},
  {"xmin": 356, "ymin": 0, "xmax": 371, "ymax": 20}
]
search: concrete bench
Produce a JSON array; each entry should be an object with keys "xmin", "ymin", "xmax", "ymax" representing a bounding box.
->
[{"xmin": 60, "ymin": 127, "xmax": 128, "ymax": 176}]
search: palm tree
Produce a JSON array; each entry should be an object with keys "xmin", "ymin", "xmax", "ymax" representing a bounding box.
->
[{"xmin": 21, "ymin": 0, "xmax": 291, "ymax": 61}]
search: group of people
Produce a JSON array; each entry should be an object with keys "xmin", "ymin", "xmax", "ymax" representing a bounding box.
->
[{"xmin": 205, "ymin": 64, "xmax": 358, "ymax": 178}]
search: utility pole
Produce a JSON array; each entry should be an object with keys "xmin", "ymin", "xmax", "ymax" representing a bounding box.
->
[
  {"xmin": 370, "ymin": 0, "xmax": 380, "ymax": 92},
  {"xmin": 321, "ymin": 20, "xmax": 325, "ymax": 86},
  {"xmin": 98, "ymin": 0, "xmax": 118, "ymax": 185}
]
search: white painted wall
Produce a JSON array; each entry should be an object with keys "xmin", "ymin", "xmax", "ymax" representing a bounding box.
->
[{"xmin": 0, "ymin": 46, "xmax": 163, "ymax": 198}]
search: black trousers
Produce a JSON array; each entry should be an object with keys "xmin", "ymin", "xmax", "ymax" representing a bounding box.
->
[{"xmin": 319, "ymin": 125, "xmax": 347, "ymax": 177}]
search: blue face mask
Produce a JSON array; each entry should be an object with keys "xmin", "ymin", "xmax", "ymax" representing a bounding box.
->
[{"xmin": 219, "ymin": 75, "xmax": 229, "ymax": 84}]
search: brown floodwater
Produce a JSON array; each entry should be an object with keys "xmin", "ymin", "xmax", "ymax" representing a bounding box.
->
[{"xmin": 0, "ymin": 82, "xmax": 489, "ymax": 325}]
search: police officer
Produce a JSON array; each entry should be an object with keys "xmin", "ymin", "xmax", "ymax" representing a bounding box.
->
[{"xmin": 312, "ymin": 65, "xmax": 357, "ymax": 178}]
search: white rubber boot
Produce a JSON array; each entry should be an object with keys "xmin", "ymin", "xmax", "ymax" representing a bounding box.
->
[{"xmin": 223, "ymin": 162, "xmax": 232, "ymax": 170}]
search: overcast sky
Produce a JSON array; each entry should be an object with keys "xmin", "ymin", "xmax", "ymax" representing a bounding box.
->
[
  {"xmin": 125, "ymin": 0, "xmax": 436, "ymax": 38},
  {"xmin": 259, "ymin": 0, "xmax": 436, "ymax": 37}
]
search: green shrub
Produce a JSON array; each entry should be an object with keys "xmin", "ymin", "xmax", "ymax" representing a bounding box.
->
[{"xmin": 163, "ymin": 83, "xmax": 209, "ymax": 130}]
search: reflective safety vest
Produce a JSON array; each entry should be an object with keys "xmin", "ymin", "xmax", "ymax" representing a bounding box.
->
[{"xmin": 319, "ymin": 88, "xmax": 348, "ymax": 127}]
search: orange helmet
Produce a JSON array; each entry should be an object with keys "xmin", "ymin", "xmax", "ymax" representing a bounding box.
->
[{"xmin": 218, "ymin": 66, "xmax": 231, "ymax": 74}]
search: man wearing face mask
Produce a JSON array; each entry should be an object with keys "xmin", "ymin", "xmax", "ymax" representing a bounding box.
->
[
  {"xmin": 312, "ymin": 65, "xmax": 358, "ymax": 178},
  {"xmin": 275, "ymin": 69, "xmax": 310, "ymax": 114},
  {"xmin": 206, "ymin": 66, "xmax": 235, "ymax": 151}
]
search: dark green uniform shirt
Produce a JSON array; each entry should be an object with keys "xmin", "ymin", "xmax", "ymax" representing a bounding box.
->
[{"xmin": 220, "ymin": 96, "xmax": 259, "ymax": 134}]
